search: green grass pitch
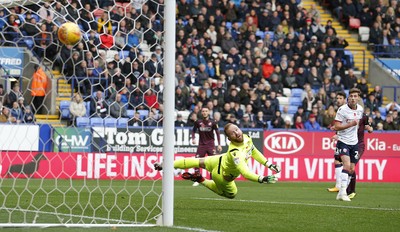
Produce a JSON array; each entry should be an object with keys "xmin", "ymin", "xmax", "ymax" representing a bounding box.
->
[{"xmin": 1, "ymin": 179, "xmax": 399, "ymax": 232}]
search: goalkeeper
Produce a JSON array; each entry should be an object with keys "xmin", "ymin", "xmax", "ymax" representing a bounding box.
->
[{"xmin": 154, "ymin": 123, "xmax": 281, "ymax": 199}]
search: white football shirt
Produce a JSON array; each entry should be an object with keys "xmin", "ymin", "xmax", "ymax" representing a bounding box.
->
[{"xmin": 335, "ymin": 104, "xmax": 364, "ymax": 145}]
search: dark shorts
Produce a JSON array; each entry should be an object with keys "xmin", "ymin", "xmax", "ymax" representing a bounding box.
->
[
  {"xmin": 336, "ymin": 140, "xmax": 359, "ymax": 164},
  {"xmin": 196, "ymin": 144, "xmax": 216, "ymax": 158}
]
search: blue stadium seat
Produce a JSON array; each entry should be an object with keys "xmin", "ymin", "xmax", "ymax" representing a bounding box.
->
[
  {"xmin": 104, "ymin": 117, "xmax": 117, "ymax": 127},
  {"xmin": 265, "ymin": 31, "xmax": 274, "ymax": 40},
  {"xmin": 255, "ymin": 30, "xmax": 265, "ymax": 39},
  {"xmin": 379, "ymin": 107, "xmax": 387, "ymax": 116},
  {"xmin": 288, "ymin": 105, "xmax": 298, "ymax": 114},
  {"xmin": 290, "ymin": 97, "xmax": 302, "ymax": 106},
  {"xmin": 226, "ymin": 22, "xmax": 232, "ymax": 30},
  {"xmin": 138, "ymin": 110, "xmax": 149, "ymax": 120},
  {"xmin": 86, "ymin": 101, "xmax": 91, "ymax": 117},
  {"xmin": 60, "ymin": 100, "xmax": 71, "ymax": 119},
  {"xmin": 117, "ymin": 118, "xmax": 129, "ymax": 127},
  {"xmin": 76, "ymin": 117, "xmax": 90, "ymax": 127},
  {"xmin": 344, "ymin": 89, "xmax": 350, "ymax": 97},
  {"xmin": 119, "ymin": 50, "xmax": 129, "ymax": 59},
  {"xmin": 291, "ymin": 88, "xmax": 303, "ymax": 98},
  {"xmin": 127, "ymin": 110, "xmax": 135, "ymax": 118},
  {"xmin": 90, "ymin": 117, "xmax": 104, "ymax": 127}
]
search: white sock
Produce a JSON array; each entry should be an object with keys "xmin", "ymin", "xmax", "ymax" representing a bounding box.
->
[
  {"xmin": 339, "ymin": 171, "xmax": 349, "ymax": 195},
  {"xmin": 335, "ymin": 165, "xmax": 343, "ymax": 188}
]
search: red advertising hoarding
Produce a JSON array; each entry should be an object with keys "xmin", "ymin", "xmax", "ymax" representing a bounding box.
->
[
  {"xmin": 1, "ymin": 150, "xmax": 399, "ymax": 182},
  {"xmin": 263, "ymin": 131, "xmax": 400, "ymax": 157}
]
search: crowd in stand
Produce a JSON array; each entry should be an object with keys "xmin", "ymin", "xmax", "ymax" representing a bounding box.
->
[
  {"xmin": 324, "ymin": 0, "xmax": 400, "ymax": 56},
  {"xmin": 0, "ymin": 0, "xmax": 399, "ymax": 130}
]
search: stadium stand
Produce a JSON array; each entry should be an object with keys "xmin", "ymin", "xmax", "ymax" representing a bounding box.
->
[{"xmin": 0, "ymin": 0, "xmax": 398, "ymax": 131}]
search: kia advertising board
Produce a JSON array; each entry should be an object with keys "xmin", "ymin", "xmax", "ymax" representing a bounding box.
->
[
  {"xmin": 53, "ymin": 127, "xmax": 92, "ymax": 152},
  {"xmin": 264, "ymin": 131, "xmax": 400, "ymax": 156}
]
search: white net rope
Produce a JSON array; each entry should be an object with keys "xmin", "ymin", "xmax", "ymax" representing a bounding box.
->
[{"xmin": 0, "ymin": 0, "xmax": 165, "ymax": 226}]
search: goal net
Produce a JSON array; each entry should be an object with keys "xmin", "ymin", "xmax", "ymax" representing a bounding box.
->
[{"xmin": 0, "ymin": 0, "xmax": 174, "ymax": 227}]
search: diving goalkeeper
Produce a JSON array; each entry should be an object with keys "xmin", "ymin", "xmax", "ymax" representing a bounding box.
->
[{"xmin": 154, "ymin": 123, "xmax": 281, "ymax": 199}]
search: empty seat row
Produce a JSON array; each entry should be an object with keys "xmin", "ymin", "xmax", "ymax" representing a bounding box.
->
[{"xmin": 76, "ymin": 117, "xmax": 129, "ymax": 127}]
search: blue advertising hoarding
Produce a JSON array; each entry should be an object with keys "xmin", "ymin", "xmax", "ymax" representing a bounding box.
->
[{"xmin": 0, "ymin": 47, "xmax": 25, "ymax": 76}]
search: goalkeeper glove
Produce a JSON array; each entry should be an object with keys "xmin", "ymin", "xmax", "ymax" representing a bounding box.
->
[
  {"xmin": 265, "ymin": 161, "xmax": 281, "ymax": 173},
  {"xmin": 258, "ymin": 175, "xmax": 278, "ymax": 184}
]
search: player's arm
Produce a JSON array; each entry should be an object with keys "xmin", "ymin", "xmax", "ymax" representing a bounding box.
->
[
  {"xmin": 251, "ymin": 145, "xmax": 281, "ymax": 173},
  {"xmin": 333, "ymin": 120, "xmax": 358, "ymax": 131},
  {"xmin": 213, "ymin": 123, "xmax": 222, "ymax": 152},
  {"xmin": 235, "ymin": 157, "xmax": 278, "ymax": 184},
  {"xmin": 363, "ymin": 114, "xmax": 373, "ymax": 133},
  {"xmin": 191, "ymin": 122, "xmax": 198, "ymax": 144}
]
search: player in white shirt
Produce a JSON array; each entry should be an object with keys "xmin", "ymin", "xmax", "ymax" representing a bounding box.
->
[{"xmin": 333, "ymin": 88, "xmax": 363, "ymax": 201}]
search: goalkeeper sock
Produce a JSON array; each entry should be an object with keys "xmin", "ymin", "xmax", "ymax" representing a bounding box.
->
[
  {"xmin": 335, "ymin": 164, "xmax": 343, "ymax": 189},
  {"xmin": 174, "ymin": 158, "xmax": 200, "ymax": 169}
]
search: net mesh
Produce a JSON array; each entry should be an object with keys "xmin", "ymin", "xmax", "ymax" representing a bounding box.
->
[{"xmin": 0, "ymin": 0, "xmax": 165, "ymax": 226}]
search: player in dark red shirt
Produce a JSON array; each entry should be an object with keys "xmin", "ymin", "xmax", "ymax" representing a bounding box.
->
[
  {"xmin": 347, "ymin": 113, "xmax": 373, "ymax": 198},
  {"xmin": 191, "ymin": 107, "xmax": 222, "ymax": 186}
]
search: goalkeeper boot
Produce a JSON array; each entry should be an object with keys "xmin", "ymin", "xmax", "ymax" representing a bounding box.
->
[
  {"xmin": 181, "ymin": 172, "xmax": 205, "ymax": 183},
  {"xmin": 153, "ymin": 162, "xmax": 163, "ymax": 171},
  {"xmin": 327, "ymin": 187, "xmax": 340, "ymax": 192}
]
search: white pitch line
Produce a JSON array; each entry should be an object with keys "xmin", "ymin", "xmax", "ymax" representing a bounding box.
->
[
  {"xmin": 194, "ymin": 197, "xmax": 400, "ymax": 211},
  {"xmin": 0, "ymin": 207, "xmax": 221, "ymax": 232}
]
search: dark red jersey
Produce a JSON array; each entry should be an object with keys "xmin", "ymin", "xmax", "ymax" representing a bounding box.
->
[{"xmin": 192, "ymin": 119, "xmax": 221, "ymax": 146}]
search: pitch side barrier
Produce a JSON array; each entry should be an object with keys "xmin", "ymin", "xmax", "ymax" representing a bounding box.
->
[{"xmin": 1, "ymin": 125, "xmax": 400, "ymax": 182}]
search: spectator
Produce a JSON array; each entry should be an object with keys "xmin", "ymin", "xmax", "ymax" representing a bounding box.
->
[
  {"xmin": 293, "ymin": 106, "xmax": 308, "ymax": 123},
  {"xmin": 383, "ymin": 113, "xmax": 399, "ymax": 130},
  {"xmin": 0, "ymin": 106, "xmax": 17, "ymax": 123},
  {"xmin": 371, "ymin": 85, "xmax": 383, "ymax": 107},
  {"xmin": 3, "ymin": 83, "xmax": 22, "ymax": 109},
  {"xmin": 293, "ymin": 115, "xmax": 305, "ymax": 130},
  {"xmin": 69, "ymin": 93, "xmax": 86, "ymax": 126},
  {"xmin": 373, "ymin": 109, "xmax": 385, "ymax": 126},
  {"xmin": 144, "ymin": 89, "xmax": 159, "ymax": 110},
  {"xmin": 254, "ymin": 111, "xmax": 268, "ymax": 129},
  {"xmin": 90, "ymin": 90, "xmax": 108, "ymax": 118},
  {"xmin": 385, "ymin": 101, "xmax": 400, "ymax": 113},
  {"xmin": 30, "ymin": 65, "xmax": 48, "ymax": 114},
  {"xmin": 356, "ymin": 77, "xmax": 369, "ymax": 100},
  {"xmin": 23, "ymin": 106, "xmax": 35, "ymax": 123},
  {"xmin": 144, "ymin": 111, "xmax": 158, "ymax": 126},
  {"xmin": 10, "ymin": 101, "xmax": 22, "ymax": 123},
  {"xmin": 271, "ymin": 110, "xmax": 285, "ymax": 129},
  {"xmin": 110, "ymin": 93, "xmax": 128, "ymax": 118},
  {"xmin": 239, "ymin": 113, "xmax": 254, "ymax": 128},
  {"xmin": 304, "ymin": 113, "xmax": 321, "ymax": 130},
  {"xmin": 322, "ymin": 105, "xmax": 336, "ymax": 129},
  {"xmin": 175, "ymin": 114, "xmax": 187, "ymax": 127},
  {"xmin": 365, "ymin": 93, "xmax": 379, "ymax": 112}
]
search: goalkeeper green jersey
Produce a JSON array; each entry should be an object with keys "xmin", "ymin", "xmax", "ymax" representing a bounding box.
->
[{"xmin": 220, "ymin": 134, "xmax": 268, "ymax": 182}]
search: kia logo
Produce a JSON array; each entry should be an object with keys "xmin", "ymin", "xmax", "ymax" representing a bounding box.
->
[{"xmin": 264, "ymin": 132, "xmax": 304, "ymax": 154}]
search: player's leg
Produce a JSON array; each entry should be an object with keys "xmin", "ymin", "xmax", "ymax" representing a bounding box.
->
[
  {"xmin": 336, "ymin": 141, "xmax": 351, "ymax": 201},
  {"xmin": 192, "ymin": 146, "xmax": 208, "ymax": 186},
  {"xmin": 202, "ymin": 156, "xmax": 237, "ymax": 199},
  {"xmin": 179, "ymin": 155, "xmax": 221, "ymax": 183},
  {"xmin": 348, "ymin": 143, "xmax": 363, "ymax": 199},
  {"xmin": 153, "ymin": 157, "xmax": 205, "ymax": 171},
  {"xmin": 327, "ymin": 153, "xmax": 342, "ymax": 192}
]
